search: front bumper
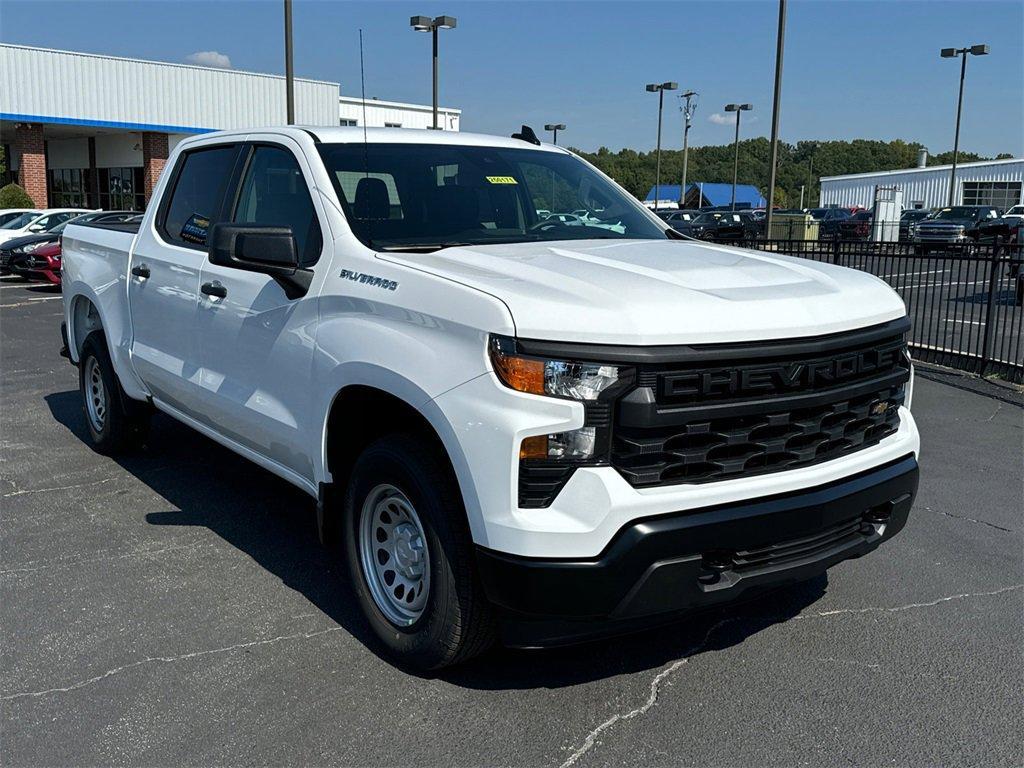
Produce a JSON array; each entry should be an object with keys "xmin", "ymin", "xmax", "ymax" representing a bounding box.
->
[{"xmin": 476, "ymin": 454, "xmax": 918, "ymax": 646}]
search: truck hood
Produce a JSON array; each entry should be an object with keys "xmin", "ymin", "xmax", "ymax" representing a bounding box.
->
[{"xmin": 380, "ymin": 238, "xmax": 907, "ymax": 345}]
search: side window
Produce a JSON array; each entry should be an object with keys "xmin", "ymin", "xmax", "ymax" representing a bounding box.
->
[
  {"xmin": 232, "ymin": 146, "xmax": 323, "ymax": 266},
  {"xmin": 162, "ymin": 145, "xmax": 238, "ymax": 249}
]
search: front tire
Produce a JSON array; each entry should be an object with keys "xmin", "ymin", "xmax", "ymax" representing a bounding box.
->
[
  {"xmin": 342, "ymin": 433, "xmax": 495, "ymax": 670},
  {"xmin": 78, "ymin": 331, "xmax": 150, "ymax": 454}
]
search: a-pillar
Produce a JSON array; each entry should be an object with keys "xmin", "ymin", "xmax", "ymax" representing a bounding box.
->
[
  {"xmin": 14, "ymin": 123, "xmax": 47, "ymax": 208},
  {"xmin": 141, "ymin": 132, "xmax": 169, "ymax": 206}
]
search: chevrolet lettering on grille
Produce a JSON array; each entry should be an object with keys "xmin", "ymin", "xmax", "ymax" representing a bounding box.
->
[{"xmin": 659, "ymin": 341, "xmax": 906, "ymax": 399}]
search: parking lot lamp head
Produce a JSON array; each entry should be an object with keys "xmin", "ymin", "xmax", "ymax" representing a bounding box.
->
[{"xmin": 544, "ymin": 124, "xmax": 566, "ymax": 145}]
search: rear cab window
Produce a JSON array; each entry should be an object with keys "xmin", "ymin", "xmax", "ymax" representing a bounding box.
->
[{"xmin": 159, "ymin": 144, "xmax": 240, "ymax": 249}]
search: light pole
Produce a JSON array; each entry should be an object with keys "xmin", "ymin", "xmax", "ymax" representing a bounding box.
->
[
  {"xmin": 941, "ymin": 44, "xmax": 989, "ymax": 205},
  {"xmin": 724, "ymin": 103, "xmax": 752, "ymax": 210},
  {"xmin": 284, "ymin": 0, "xmax": 294, "ymax": 124},
  {"xmin": 646, "ymin": 81, "xmax": 677, "ymax": 211},
  {"xmin": 544, "ymin": 123, "xmax": 566, "ymax": 145},
  {"xmin": 765, "ymin": 0, "xmax": 787, "ymax": 238},
  {"xmin": 678, "ymin": 91, "xmax": 697, "ymax": 207},
  {"xmin": 411, "ymin": 15, "xmax": 458, "ymax": 129}
]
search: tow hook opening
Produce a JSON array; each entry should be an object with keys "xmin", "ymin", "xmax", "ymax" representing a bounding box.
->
[{"xmin": 698, "ymin": 551, "xmax": 734, "ymax": 585}]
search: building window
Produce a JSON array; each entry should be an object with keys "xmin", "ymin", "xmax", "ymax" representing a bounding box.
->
[
  {"xmin": 961, "ymin": 181, "xmax": 1023, "ymax": 209},
  {"xmin": 340, "ymin": 118, "xmax": 358, "ymax": 127},
  {"xmin": 97, "ymin": 167, "xmax": 145, "ymax": 211},
  {"xmin": 384, "ymin": 122, "xmax": 402, "ymax": 128},
  {"xmin": 48, "ymin": 168, "xmax": 88, "ymax": 208}
]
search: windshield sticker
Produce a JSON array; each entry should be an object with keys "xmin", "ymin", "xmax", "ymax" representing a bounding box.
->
[
  {"xmin": 485, "ymin": 176, "xmax": 518, "ymax": 185},
  {"xmin": 180, "ymin": 213, "xmax": 211, "ymax": 245}
]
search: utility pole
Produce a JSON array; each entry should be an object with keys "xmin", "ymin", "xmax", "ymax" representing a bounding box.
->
[
  {"xmin": 678, "ymin": 91, "xmax": 697, "ymax": 207},
  {"xmin": 764, "ymin": 0, "xmax": 787, "ymax": 237},
  {"xmin": 284, "ymin": 0, "xmax": 295, "ymax": 124},
  {"xmin": 799, "ymin": 184, "xmax": 805, "ymax": 208}
]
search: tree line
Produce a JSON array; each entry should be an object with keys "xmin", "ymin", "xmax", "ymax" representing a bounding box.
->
[{"xmin": 574, "ymin": 138, "xmax": 1013, "ymax": 207}]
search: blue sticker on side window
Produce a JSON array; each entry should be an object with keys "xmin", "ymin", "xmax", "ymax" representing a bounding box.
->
[{"xmin": 180, "ymin": 213, "xmax": 210, "ymax": 245}]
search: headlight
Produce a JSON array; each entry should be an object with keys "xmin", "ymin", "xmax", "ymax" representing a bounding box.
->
[
  {"xmin": 488, "ymin": 335, "xmax": 621, "ymax": 401},
  {"xmin": 22, "ymin": 242, "xmax": 44, "ymax": 253},
  {"xmin": 489, "ymin": 336, "xmax": 632, "ymax": 498}
]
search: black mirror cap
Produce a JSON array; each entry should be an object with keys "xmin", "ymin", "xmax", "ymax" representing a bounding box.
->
[
  {"xmin": 208, "ymin": 223, "xmax": 312, "ymax": 300},
  {"xmin": 209, "ymin": 223, "xmax": 299, "ymax": 270}
]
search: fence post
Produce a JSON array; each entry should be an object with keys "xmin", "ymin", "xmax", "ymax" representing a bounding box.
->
[
  {"xmin": 831, "ymin": 236, "xmax": 840, "ymax": 265},
  {"xmin": 978, "ymin": 241, "xmax": 1001, "ymax": 376}
]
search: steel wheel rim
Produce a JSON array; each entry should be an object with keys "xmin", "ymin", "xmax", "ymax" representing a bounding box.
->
[
  {"xmin": 358, "ymin": 484, "xmax": 430, "ymax": 626},
  {"xmin": 84, "ymin": 357, "xmax": 107, "ymax": 432}
]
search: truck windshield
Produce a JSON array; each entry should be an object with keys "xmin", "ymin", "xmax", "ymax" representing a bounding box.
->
[
  {"xmin": 317, "ymin": 143, "xmax": 668, "ymax": 250},
  {"xmin": 932, "ymin": 207, "xmax": 980, "ymax": 220}
]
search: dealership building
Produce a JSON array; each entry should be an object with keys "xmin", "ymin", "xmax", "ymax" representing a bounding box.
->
[
  {"xmin": 0, "ymin": 43, "xmax": 461, "ymax": 210},
  {"xmin": 819, "ymin": 157, "xmax": 1024, "ymax": 210}
]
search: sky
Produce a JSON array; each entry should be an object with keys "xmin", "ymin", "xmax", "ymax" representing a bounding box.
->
[{"xmin": 2, "ymin": 0, "xmax": 1021, "ymax": 156}]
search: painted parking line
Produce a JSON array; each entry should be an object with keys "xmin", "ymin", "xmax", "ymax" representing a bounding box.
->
[
  {"xmin": 881, "ymin": 269, "xmax": 948, "ymax": 279},
  {"xmin": 0, "ymin": 295, "xmax": 63, "ymax": 309},
  {"xmin": 944, "ymin": 318, "xmax": 985, "ymax": 326}
]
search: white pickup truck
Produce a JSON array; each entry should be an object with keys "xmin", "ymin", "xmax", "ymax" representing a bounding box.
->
[{"xmin": 61, "ymin": 126, "xmax": 920, "ymax": 669}]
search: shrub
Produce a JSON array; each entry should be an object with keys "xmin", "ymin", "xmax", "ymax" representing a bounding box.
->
[{"xmin": 0, "ymin": 183, "xmax": 35, "ymax": 209}]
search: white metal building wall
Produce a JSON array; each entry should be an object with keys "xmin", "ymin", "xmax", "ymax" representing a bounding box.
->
[
  {"xmin": 339, "ymin": 96, "xmax": 460, "ymax": 131},
  {"xmin": 0, "ymin": 44, "xmax": 339, "ymax": 130},
  {"xmin": 820, "ymin": 158, "xmax": 1024, "ymax": 209}
]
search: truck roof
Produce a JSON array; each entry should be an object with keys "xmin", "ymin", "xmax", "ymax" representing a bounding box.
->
[{"xmin": 179, "ymin": 126, "xmax": 567, "ymax": 153}]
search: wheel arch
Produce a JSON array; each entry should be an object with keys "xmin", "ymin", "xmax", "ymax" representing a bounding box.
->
[{"xmin": 317, "ymin": 373, "xmax": 483, "ymax": 548}]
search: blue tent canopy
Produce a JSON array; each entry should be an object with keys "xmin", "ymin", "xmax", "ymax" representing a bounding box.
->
[{"xmin": 645, "ymin": 182, "xmax": 766, "ymax": 208}]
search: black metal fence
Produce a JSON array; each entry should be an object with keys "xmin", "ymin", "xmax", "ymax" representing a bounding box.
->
[{"xmin": 732, "ymin": 238, "xmax": 1024, "ymax": 383}]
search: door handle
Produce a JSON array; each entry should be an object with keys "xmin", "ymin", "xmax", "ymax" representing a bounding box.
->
[
  {"xmin": 130, "ymin": 264, "xmax": 150, "ymax": 279},
  {"xmin": 201, "ymin": 280, "xmax": 227, "ymax": 299}
]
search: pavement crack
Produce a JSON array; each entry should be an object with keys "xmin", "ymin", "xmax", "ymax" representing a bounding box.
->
[
  {"xmin": 2, "ymin": 625, "xmax": 345, "ymax": 701},
  {"xmin": 557, "ymin": 584, "xmax": 1023, "ymax": 767},
  {"xmin": 923, "ymin": 504, "xmax": 1015, "ymax": 532},
  {"xmin": 2, "ymin": 476, "xmax": 119, "ymax": 498}
]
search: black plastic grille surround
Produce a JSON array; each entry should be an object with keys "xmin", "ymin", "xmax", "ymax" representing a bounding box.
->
[{"xmin": 611, "ymin": 320, "xmax": 911, "ymax": 488}]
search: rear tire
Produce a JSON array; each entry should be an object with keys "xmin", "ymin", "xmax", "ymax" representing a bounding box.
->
[
  {"xmin": 78, "ymin": 331, "xmax": 150, "ymax": 454},
  {"xmin": 341, "ymin": 433, "xmax": 495, "ymax": 670}
]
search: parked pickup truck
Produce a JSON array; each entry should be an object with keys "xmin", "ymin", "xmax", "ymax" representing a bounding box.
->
[{"xmin": 61, "ymin": 127, "xmax": 920, "ymax": 669}]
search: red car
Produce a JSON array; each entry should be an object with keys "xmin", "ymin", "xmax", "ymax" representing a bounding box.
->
[{"xmin": 12, "ymin": 240, "xmax": 63, "ymax": 284}]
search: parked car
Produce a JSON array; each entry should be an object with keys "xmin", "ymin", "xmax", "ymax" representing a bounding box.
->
[
  {"xmin": 61, "ymin": 126, "xmax": 919, "ymax": 670},
  {"xmin": 0, "ymin": 208, "xmax": 40, "ymax": 228},
  {"xmin": 1001, "ymin": 203, "xmax": 1024, "ymax": 221},
  {"xmin": 6, "ymin": 211, "xmax": 142, "ymax": 283},
  {"xmin": 899, "ymin": 209, "xmax": 932, "ymax": 242},
  {"xmin": 0, "ymin": 208, "xmax": 93, "ymax": 246},
  {"xmin": 660, "ymin": 209, "xmax": 701, "ymax": 231},
  {"xmin": 839, "ymin": 211, "xmax": 873, "ymax": 241},
  {"xmin": 912, "ymin": 205, "xmax": 1001, "ymax": 250},
  {"xmin": 976, "ymin": 206, "xmax": 1024, "ymax": 244},
  {"xmin": 684, "ymin": 210, "xmax": 760, "ymax": 241},
  {"xmin": 810, "ymin": 207, "xmax": 853, "ymax": 239}
]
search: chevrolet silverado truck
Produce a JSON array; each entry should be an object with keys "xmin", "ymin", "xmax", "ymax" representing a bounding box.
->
[{"xmin": 60, "ymin": 127, "xmax": 920, "ymax": 669}]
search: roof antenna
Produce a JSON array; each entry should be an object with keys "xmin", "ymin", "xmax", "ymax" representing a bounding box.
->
[
  {"xmin": 359, "ymin": 28, "xmax": 373, "ymax": 244},
  {"xmin": 511, "ymin": 125, "xmax": 541, "ymax": 146}
]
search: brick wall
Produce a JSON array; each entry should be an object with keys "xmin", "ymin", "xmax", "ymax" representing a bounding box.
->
[
  {"xmin": 141, "ymin": 132, "xmax": 169, "ymax": 204},
  {"xmin": 14, "ymin": 124, "xmax": 47, "ymax": 208}
]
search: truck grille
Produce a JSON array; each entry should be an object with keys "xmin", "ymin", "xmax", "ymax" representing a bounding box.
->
[{"xmin": 611, "ymin": 319, "xmax": 910, "ymax": 488}]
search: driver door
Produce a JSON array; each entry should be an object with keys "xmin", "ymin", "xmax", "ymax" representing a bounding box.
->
[{"xmin": 193, "ymin": 140, "xmax": 327, "ymax": 482}]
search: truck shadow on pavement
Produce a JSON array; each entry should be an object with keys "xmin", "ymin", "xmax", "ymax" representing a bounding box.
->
[{"xmin": 46, "ymin": 389, "xmax": 827, "ymax": 688}]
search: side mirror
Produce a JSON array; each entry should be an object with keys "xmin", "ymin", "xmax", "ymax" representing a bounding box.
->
[{"xmin": 208, "ymin": 223, "xmax": 312, "ymax": 299}]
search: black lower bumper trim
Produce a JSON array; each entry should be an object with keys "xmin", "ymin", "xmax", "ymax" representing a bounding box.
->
[{"xmin": 476, "ymin": 455, "xmax": 918, "ymax": 646}]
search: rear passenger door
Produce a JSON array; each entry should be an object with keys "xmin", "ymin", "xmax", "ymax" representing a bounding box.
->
[
  {"xmin": 129, "ymin": 143, "xmax": 240, "ymax": 411},
  {"xmin": 194, "ymin": 140, "xmax": 328, "ymax": 482}
]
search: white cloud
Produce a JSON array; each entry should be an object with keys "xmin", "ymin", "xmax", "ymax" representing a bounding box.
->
[
  {"xmin": 709, "ymin": 112, "xmax": 758, "ymax": 126},
  {"xmin": 185, "ymin": 51, "xmax": 232, "ymax": 69}
]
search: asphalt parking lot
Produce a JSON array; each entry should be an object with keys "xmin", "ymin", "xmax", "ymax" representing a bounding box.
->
[{"xmin": 2, "ymin": 277, "xmax": 1022, "ymax": 768}]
